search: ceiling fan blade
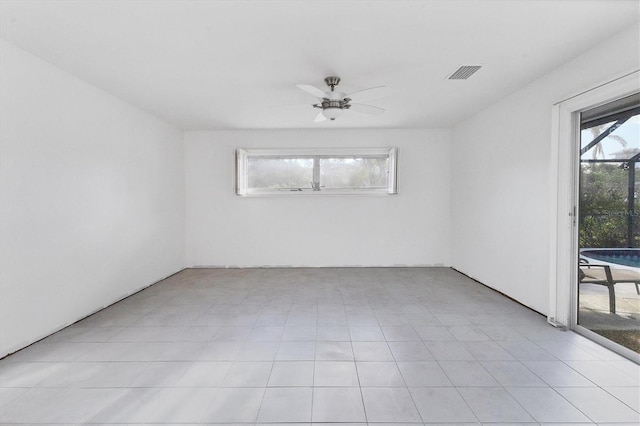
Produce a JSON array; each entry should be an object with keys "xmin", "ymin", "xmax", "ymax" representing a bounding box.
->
[
  {"xmin": 314, "ymin": 110, "xmax": 326, "ymax": 122},
  {"xmin": 349, "ymin": 103, "xmax": 385, "ymax": 115},
  {"xmin": 269, "ymin": 102, "xmax": 314, "ymax": 108},
  {"xmin": 297, "ymin": 84, "xmax": 327, "ymax": 99},
  {"xmin": 347, "ymin": 86, "xmax": 389, "ymax": 102}
]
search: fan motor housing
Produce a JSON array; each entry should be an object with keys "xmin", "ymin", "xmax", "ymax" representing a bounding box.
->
[{"xmin": 314, "ymin": 98, "xmax": 351, "ymax": 110}]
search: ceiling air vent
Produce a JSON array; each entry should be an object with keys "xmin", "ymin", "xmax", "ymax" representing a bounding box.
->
[{"xmin": 447, "ymin": 65, "xmax": 482, "ymax": 80}]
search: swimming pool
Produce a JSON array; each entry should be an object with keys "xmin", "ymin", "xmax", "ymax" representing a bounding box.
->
[{"xmin": 580, "ymin": 248, "xmax": 640, "ymax": 268}]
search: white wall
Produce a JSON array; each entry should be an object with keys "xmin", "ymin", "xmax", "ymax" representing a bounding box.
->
[
  {"xmin": 0, "ymin": 40, "xmax": 186, "ymax": 357},
  {"xmin": 450, "ymin": 25, "xmax": 640, "ymax": 314},
  {"xmin": 185, "ymin": 129, "xmax": 450, "ymax": 267}
]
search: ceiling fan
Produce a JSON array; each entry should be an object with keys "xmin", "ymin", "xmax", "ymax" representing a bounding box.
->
[{"xmin": 297, "ymin": 76, "xmax": 387, "ymax": 122}]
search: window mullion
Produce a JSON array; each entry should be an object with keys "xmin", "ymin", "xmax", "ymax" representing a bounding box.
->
[{"xmin": 313, "ymin": 156, "xmax": 320, "ymax": 190}]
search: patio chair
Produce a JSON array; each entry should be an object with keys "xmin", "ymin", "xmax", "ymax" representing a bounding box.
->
[{"xmin": 579, "ymin": 261, "xmax": 640, "ymax": 314}]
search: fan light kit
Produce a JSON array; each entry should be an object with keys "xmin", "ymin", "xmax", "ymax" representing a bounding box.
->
[{"xmin": 296, "ymin": 76, "xmax": 387, "ymax": 122}]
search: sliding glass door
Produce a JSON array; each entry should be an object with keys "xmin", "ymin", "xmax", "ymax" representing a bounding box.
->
[{"xmin": 577, "ymin": 94, "xmax": 639, "ymax": 354}]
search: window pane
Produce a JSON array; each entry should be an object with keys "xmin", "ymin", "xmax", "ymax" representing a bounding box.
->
[
  {"xmin": 247, "ymin": 157, "xmax": 313, "ymax": 189},
  {"xmin": 577, "ymin": 99, "xmax": 639, "ymax": 356},
  {"xmin": 580, "ymin": 115, "xmax": 640, "ymax": 161},
  {"xmin": 236, "ymin": 148, "xmax": 397, "ymax": 196},
  {"xmin": 320, "ymin": 157, "xmax": 388, "ymax": 189}
]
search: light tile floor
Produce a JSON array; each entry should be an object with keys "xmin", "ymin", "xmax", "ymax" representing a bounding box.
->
[{"xmin": 0, "ymin": 267, "xmax": 638, "ymax": 425}]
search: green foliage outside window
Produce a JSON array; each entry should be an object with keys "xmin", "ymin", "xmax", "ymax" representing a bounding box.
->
[{"xmin": 579, "ymin": 163, "xmax": 639, "ymax": 248}]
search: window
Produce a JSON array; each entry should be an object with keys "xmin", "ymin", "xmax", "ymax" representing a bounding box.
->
[{"xmin": 236, "ymin": 148, "xmax": 397, "ymax": 196}]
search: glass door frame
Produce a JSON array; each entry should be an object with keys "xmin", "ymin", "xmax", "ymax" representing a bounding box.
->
[{"xmin": 550, "ymin": 71, "xmax": 639, "ymax": 363}]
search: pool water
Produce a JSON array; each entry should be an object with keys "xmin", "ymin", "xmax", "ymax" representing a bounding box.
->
[{"xmin": 581, "ymin": 249, "xmax": 640, "ymax": 268}]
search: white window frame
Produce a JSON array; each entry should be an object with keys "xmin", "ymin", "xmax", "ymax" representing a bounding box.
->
[{"xmin": 235, "ymin": 147, "xmax": 398, "ymax": 196}]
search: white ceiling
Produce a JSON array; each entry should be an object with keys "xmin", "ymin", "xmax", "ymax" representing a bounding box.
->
[{"xmin": 1, "ymin": 0, "xmax": 638, "ymax": 130}]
